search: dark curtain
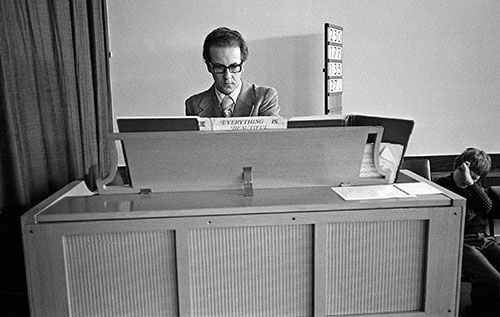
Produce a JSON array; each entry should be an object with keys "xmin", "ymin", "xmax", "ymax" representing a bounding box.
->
[{"xmin": 0, "ymin": 0, "xmax": 112, "ymax": 312}]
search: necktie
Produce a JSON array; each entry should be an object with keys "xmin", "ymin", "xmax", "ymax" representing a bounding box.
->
[{"xmin": 221, "ymin": 95, "xmax": 233, "ymax": 117}]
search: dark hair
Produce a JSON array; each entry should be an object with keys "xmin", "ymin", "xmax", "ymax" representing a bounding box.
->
[
  {"xmin": 202, "ymin": 27, "xmax": 249, "ymax": 64},
  {"xmin": 453, "ymin": 147, "xmax": 491, "ymax": 178}
]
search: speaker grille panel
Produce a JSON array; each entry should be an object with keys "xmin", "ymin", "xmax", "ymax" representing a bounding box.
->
[
  {"xmin": 188, "ymin": 225, "xmax": 313, "ymax": 316},
  {"xmin": 325, "ymin": 220, "xmax": 428, "ymax": 315},
  {"xmin": 63, "ymin": 230, "xmax": 178, "ymax": 317}
]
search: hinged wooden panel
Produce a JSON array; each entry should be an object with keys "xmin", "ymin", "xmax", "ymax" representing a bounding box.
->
[{"xmin": 104, "ymin": 126, "xmax": 390, "ymax": 194}]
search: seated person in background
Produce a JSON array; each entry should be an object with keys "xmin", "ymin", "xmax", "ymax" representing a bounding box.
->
[
  {"xmin": 435, "ymin": 148, "xmax": 500, "ymax": 316},
  {"xmin": 185, "ymin": 27, "xmax": 280, "ymax": 117}
]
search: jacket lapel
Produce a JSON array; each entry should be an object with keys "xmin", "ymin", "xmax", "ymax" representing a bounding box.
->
[
  {"xmin": 196, "ymin": 85, "xmax": 221, "ymax": 117},
  {"xmin": 196, "ymin": 81, "xmax": 255, "ymax": 117},
  {"xmin": 233, "ymin": 80, "xmax": 255, "ymax": 117}
]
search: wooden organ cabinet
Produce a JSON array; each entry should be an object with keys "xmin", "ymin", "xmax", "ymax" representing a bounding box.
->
[{"xmin": 22, "ymin": 124, "xmax": 465, "ymax": 316}]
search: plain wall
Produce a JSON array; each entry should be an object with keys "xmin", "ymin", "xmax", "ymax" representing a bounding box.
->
[{"xmin": 108, "ymin": 0, "xmax": 500, "ymax": 156}]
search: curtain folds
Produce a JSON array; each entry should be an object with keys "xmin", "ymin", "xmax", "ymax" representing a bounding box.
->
[
  {"xmin": 0, "ymin": 0, "xmax": 112, "ymax": 216},
  {"xmin": 0, "ymin": 0, "xmax": 112, "ymax": 301}
]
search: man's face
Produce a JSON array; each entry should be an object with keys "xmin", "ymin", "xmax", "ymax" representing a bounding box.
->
[{"xmin": 207, "ymin": 45, "xmax": 244, "ymax": 95}]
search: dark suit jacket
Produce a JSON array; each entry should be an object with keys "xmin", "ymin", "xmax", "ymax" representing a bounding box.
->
[{"xmin": 185, "ymin": 80, "xmax": 280, "ymax": 117}]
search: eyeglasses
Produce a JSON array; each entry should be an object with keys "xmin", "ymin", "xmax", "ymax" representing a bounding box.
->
[{"xmin": 209, "ymin": 61, "xmax": 243, "ymax": 74}]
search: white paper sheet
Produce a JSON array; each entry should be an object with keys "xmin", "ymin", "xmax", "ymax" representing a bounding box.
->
[
  {"xmin": 394, "ymin": 182, "xmax": 443, "ymax": 195},
  {"xmin": 332, "ymin": 184, "xmax": 416, "ymax": 201}
]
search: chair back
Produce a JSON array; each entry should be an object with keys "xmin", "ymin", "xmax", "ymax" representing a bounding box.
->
[
  {"xmin": 488, "ymin": 186, "xmax": 500, "ymax": 236},
  {"xmin": 401, "ymin": 159, "xmax": 431, "ymax": 180}
]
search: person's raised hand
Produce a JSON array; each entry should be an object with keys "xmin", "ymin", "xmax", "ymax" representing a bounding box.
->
[{"xmin": 459, "ymin": 161, "xmax": 475, "ymax": 187}]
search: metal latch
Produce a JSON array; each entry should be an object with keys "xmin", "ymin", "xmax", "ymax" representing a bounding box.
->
[{"xmin": 242, "ymin": 167, "xmax": 254, "ymax": 197}]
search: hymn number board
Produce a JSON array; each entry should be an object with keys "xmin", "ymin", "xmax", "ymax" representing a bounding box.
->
[{"xmin": 324, "ymin": 23, "xmax": 343, "ymax": 114}]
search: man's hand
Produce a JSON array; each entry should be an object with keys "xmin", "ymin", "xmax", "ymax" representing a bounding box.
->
[{"xmin": 458, "ymin": 161, "xmax": 475, "ymax": 187}]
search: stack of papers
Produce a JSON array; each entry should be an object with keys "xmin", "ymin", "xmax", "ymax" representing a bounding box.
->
[{"xmin": 332, "ymin": 182, "xmax": 442, "ymax": 201}]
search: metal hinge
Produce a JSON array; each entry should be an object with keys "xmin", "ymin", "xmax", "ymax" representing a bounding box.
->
[{"xmin": 242, "ymin": 167, "xmax": 254, "ymax": 197}]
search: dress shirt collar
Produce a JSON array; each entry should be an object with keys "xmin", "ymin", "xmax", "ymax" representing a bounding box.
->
[{"xmin": 215, "ymin": 79, "xmax": 242, "ymax": 105}]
